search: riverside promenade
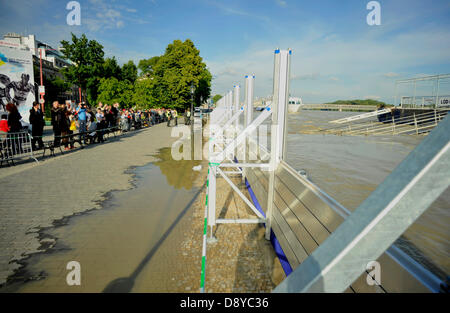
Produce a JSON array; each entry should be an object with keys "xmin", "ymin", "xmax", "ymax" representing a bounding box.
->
[{"xmin": 0, "ymin": 123, "xmax": 179, "ymax": 286}]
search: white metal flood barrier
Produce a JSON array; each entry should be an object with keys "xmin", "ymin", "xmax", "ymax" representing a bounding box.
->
[
  {"xmin": 202, "ymin": 48, "xmax": 448, "ymax": 293},
  {"xmin": 207, "ymin": 49, "xmax": 291, "ymax": 236}
]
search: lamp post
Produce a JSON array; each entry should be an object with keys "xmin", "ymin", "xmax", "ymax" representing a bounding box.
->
[
  {"xmin": 38, "ymin": 48, "xmax": 44, "ymax": 112},
  {"xmin": 38, "ymin": 47, "xmax": 65, "ymax": 112},
  {"xmin": 190, "ymin": 83, "xmax": 195, "ymax": 160},
  {"xmin": 190, "ymin": 82, "xmax": 195, "ymax": 130}
]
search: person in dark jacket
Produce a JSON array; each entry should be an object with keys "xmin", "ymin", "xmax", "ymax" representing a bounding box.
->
[
  {"xmin": 29, "ymin": 101, "xmax": 45, "ymax": 150},
  {"xmin": 51, "ymin": 101, "xmax": 62, "ymax": 147},
  {"xmin": 5, "ymin": 102, "xmax": 23, "ymax": 154},
  {"xmin": 6, "ymin": 102, "xmax": 22, "ymax": 132},
  {"xmin": 58, "ymin": 103, "xmax": 71, "ymax": 150}
]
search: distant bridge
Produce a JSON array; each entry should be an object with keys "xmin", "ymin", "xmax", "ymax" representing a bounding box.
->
[{"xmin": 300, "ymin": 104, "xmax": 378, "ymax": 111}]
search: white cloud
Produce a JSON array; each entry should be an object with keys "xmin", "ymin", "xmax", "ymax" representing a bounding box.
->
[{"xmin": 208, "ymin": 24, "xmax": 450, "ymax": 103}]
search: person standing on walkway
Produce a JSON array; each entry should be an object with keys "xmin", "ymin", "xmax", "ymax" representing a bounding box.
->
[
  {"xmin": 150, "ymin": 109, "xmax": 155, "ymax": 126},
  {"xmin": 51, "ymin": 101, "xmax": 61, "ymax": 147},
  {"xmin": 59, "ymin": 103, "xmax": 71, "ymax": 151},
  {"xmin": 173, "ymin": 109, "xmax": 178, "ymax": 126},
  {"xmin": 185, "ymin": 109, "xmax": 191, "ymax": 125},
  {"xmin": 166, "ymin": 110, "xmax": 172, "ymax": 127},
  {"xmin": 6, "ymin": 102, "xmax": 22, "ymax": 129},
  {"xmin": 29, "ymin": 101, "xmax": 45, "ymax": 150},
  {"xmin": 76, "ymin": 102, "xmax": 87, "ymax": 144},
  {"xmin": 96, "ymin": 109, "xmax": 105, "ymax": 142},
  {"xmin": 127, "ymin": 110, "xmax": 132, "ymax": 131},
  {"xmin": 5, "ymin": 102, "xmax": 23, "ymax": 154},
  {"xmin": 6, "ymin": 102, "xmax": 22, "ymax": 133},
  {"xmin": 112, "ymin": 103, "xmax": 120, "ymax": 126}
]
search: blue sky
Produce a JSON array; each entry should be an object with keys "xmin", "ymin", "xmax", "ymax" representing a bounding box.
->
[{"xmin": 1, "ymin": 0, "xmax": 450, "ymax": 103}]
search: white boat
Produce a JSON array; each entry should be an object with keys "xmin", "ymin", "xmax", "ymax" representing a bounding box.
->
[
  {"xmin": 254, "ymin": 96, "xmax": 303, "ymax": 112},
  {"xmin": 288, "ymin": 97, "xmax": 303, "ymax": 113}
]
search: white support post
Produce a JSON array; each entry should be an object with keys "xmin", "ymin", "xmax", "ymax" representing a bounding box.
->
[
  {"xmin": 227, "ymin": 91, "xmax": 233, "ymax": 119},
  {"xmin": 244, "ymin": 75, "xmax": 255, "ymax": 172},
  {"xmin": 234, "ymin": 85, "xmax": 240, "ymax": 123},
  {"xmin": 436, "ymin": 76, "xmax": 440, "ymax": 108},
  {"xmin": 234, "ymin": 85, "xmax": 241, "ymax": 157},
  {"xmin": 265, "ymin": 49, "xmax": 291, "ymax": 240},
  {"xmin": 207, "ymin": 164, "xmax": 217, "ymax": 229}
]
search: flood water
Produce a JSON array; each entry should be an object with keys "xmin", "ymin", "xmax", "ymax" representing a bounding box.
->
[
  {"xmin": 3, "ymin": 147, "xmax": 203, "ymax": 292},
  {"xmin": 284, "ymin": 110, "xmax": 449, "ymax": 279}
]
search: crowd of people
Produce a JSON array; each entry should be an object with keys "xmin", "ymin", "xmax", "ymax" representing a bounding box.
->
[
  {"xmin": 48, "ymin": 101, "xmax": 185, "ymax": 150},
  {"xmin": 1, "ymin": 100, "xmax": 193, "ymax": 158}
]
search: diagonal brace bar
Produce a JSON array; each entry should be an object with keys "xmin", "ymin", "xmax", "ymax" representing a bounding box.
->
[
  {"xmin": 217, "ymin": 167, "xmax": 266, "ymax": 219},
  {"xmin": 212, "ymin": 107, "xmax": 272, "ymax": 163}
]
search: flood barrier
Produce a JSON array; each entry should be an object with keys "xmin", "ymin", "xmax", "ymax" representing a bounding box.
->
[{"xmin": 203, "ymin": 49, "xmax": 449, "ymax": 293}]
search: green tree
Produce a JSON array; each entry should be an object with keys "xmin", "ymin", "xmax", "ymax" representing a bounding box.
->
[
  {"xmin": 96, "ymin": 77, "xmax": 134, "ymax": 107},
  {"xmin": 212, "ymin": 94, "xmax": 223, "ymax": 104},
  {"xmin": 138, "ymin": 56, "xmax": 160, "ymax": 77},
  {"xmin": 121, "ymin": 60, "xmax": 138, "ymax": 83},
  {"xmin": 103, "ymin": 57, "xmax": 122, "ymax": 79},
  {"xmin": 194, "ymin": 74, "xmax": 212, "ymax": 106},
  {"xmin": 151, "ymin": 39, "xmax": 212, "ymax": 110},
  {"xmin": 60, "ymin": 33, "xmax": 104, "ymax": 104},
  {"xmin": 133, "ymin": 78, "xmax": 156, "ymax": 108}
]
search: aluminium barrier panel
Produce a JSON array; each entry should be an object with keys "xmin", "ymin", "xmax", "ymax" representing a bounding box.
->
[
  {"xmin": 0, "ymin": 131, "xmax": 38, "ymax": 166},
  {"xmin": 245, "ymin": 140, "xmax": 446, "ymax": 292}
]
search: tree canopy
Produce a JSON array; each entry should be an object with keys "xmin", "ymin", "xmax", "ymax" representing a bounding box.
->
[
  {"xmin": 138, "ymin": 56, "xmax": 160, "ymax": 78},
  {"xmin": 149, "ymin": 39, "xmax": 211, "ymax": 110},
  {"xmin": 121, "ymin": 60, "xmax": 138, "ymax": 83},
  {"xmin": 212, "ymin": 94, "xmax": 223, "ymax": 104},
  {"xmin": 328, "ymin": 99, "xmax": 389, "ymax": 106},
  {"xmin": 59, "ymin": 35, "xmax": 211, "ymax": 110},
  {"xmin": 97, "ymin": 77, "xmax": 134, "ymax": 108},
  {"xmin": 60, "ymin": 33, "xmax": 104, "ymax": 104}
]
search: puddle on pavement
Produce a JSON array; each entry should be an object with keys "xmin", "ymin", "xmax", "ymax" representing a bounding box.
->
[{"xmin": 3, "ymin": 147, "xmax": 203, "ymax": 292}]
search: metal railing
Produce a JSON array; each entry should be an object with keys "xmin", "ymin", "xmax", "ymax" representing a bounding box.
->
[
  {"xmin": 323, "ymin": 109, "xmax": 448, "ymax": 136},
  {"xmin": 0, "ymin": 131, "xmax": 38, "ymax": 166}
]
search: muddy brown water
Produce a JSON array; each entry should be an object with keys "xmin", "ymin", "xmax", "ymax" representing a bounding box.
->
[
  {"xmin": 285, "ymin": 110, "xmax": 449, "ymax": 279},
  {"xmin": 3, "ymin": 147, "xmax": 203, "ymax": 292}
]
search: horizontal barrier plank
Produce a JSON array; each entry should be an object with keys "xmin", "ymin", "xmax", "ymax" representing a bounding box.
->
[
  {"xmin": 277, "ymin": 165, "xmax": 343, "ymax": 231},
  {"xmin": 273, "ymin": 190, "xmax": 319, "ymax": 255},
  {"xmin": 271, "ymin": 218, "xmax": 300, "ymax": 269},
  {"xmin": 272, "ymin": 204, "xmax": 309, "ymax": 263},
  {"xmin": 246, "ymin": 170, "xmax": 268, "ymax": 213},
  {"xmin": 274, "ymin": 175, "xmax": 330, "ymax": 245}
]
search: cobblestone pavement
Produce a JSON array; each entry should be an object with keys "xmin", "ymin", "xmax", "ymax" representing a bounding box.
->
[
  {"xmin": 172, "ymin": 165, "xmax": 285, "ymax": 293},
  {"xmin": 0, "ymin": 123, "xmax": 179, "ymax": 285}
]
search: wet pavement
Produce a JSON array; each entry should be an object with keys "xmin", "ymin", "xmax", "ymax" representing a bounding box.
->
[
  {"xmin": 0, "ymin": 123, "xmax": 181, "ymax": 288},
  {"xmin": 2, "ymin": 147, "xmax": 203, "ymax": 292}
]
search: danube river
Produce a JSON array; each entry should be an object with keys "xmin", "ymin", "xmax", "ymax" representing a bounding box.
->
[{"xmin": 284, "ymin": 110, "xmax": 449, "ymax": 279}]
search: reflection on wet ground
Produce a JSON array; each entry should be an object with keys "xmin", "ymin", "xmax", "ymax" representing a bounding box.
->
[
  {"xmin": 285, "ymin": 111, "xmax": 449, "ymax": 279},
  {"xmin": 2, "ymin": 147, "xmax": 203, "ymax": 292}
]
